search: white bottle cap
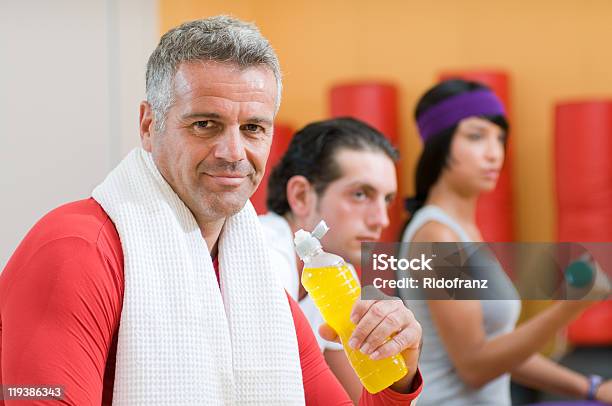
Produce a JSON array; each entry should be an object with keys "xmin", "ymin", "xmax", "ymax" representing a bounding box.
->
[
  {"xmin": 312, "ymin": 221, "xmax": 330, "ymax": 240},
  {"xmin": 294, "ymin": 220, "xmax": 329, "ymax": 260}
]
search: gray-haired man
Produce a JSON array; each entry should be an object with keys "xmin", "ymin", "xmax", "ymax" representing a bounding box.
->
[{"xmin": 0, "ymin": 17, "xmax": 422, "ymax": 405}]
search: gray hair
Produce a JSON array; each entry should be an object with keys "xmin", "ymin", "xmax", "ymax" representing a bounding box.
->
[{"xmin": 145, "ymin": 16, "xmax": 282, "ymax": 132}]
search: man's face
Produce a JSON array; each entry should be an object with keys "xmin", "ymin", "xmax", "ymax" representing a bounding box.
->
[
  {"xmin": 141, "ymin": 61, "xmax": 277, "ymax": 223},
  {"xmin": 307, "ymin": 149, "xmax": 397, "ymax": 266}
]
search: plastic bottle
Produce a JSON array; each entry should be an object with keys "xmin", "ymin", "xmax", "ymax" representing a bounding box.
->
[{"xmin": 294, "ymin": 220, "xmax": 408, "ymax": 393}]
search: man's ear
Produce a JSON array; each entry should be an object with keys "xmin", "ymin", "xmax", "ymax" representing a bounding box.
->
[
  {"xmin": 140, "ymin": 101, "xmax": 155, "ymax": 152},
  {"xmin": 286, "ymin": 175, "xmax": 316, "ymax": 219}
]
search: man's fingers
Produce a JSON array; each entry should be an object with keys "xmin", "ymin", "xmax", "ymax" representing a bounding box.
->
[
  {"xmin": 349, "ymin": 299, "xmax": 376, "ymax": 325},
  {"xmin": 318, "ymin": 323, "xmax": 340, "ymax": 343},
  {"xmin": 355, "ymin": 309, "xmax": 404, "ymax": 354},
  {"xmin": 369, "ymin": 324, "xmax": 422, "ymax": 360},
  {"xmin": 349, "ymin": 286, "xmax": 399, "ymax": 325},
  {"xmin": 348, "ymin": 300, "xmax": 400, "ymax": 350}
]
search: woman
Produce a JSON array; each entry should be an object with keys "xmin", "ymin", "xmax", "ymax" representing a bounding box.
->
[{"xmin": 399, "ymin": 79, "xmax": 611, "ymax": 405}]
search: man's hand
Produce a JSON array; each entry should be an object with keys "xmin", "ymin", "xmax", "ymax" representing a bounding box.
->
[{"xmin": 319, "ymin": 298, "xmax": 422, "ymax": 393}]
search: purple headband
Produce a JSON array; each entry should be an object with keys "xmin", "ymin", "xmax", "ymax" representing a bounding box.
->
[{"xmin": 416, "ymin": 89, "xmax": 506, "ymax": 142}]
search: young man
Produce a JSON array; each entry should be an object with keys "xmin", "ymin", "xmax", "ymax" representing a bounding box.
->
[
  {"xmin": 261, "ymin": 118, "xmax": 419, "ymax": 403},
  {"xmin": 0, "ymin": 18, "xmax": 422, "ymax": 405}
]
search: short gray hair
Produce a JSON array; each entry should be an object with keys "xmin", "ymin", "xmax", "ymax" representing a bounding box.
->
[{"xmin": 145, "ymin": 16, "xmax": 282, "ymax": 131}]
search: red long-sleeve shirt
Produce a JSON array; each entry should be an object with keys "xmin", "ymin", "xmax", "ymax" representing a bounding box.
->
[{"xmin": 1, "ymin": 198, "xmax": 421, "ymax": 405}]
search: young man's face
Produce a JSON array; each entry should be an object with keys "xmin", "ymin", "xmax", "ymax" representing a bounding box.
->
[
  {"xmin": 308, "ymin": 148, "xmax": 397, "ymax": 266},
  {"xmin": 141, "ymin": 61, "xmax": 277, "ymax": 224}
]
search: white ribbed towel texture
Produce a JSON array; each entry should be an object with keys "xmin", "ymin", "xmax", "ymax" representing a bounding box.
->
[{"xmin": 92, "ymin": 148, "xmax": 304, "ymax": 405}]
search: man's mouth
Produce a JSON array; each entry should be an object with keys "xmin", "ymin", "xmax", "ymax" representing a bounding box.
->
[
  {"xmin": 356, "ymin": 236, "xmax": 379, "ymax": 243},
  {"xmin": 204, "ymin": 173, "xmax": 247, "ymax": 186}
]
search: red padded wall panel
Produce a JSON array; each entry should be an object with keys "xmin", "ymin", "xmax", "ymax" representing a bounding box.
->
[{"xmin": 555, "ymin": 100, "xmax": 612, "ymax": 345}]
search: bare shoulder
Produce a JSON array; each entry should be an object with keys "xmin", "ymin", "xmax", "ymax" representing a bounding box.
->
[{"xmin": 411, "ymin": 221, "xmax": 461, "ymax": 243}]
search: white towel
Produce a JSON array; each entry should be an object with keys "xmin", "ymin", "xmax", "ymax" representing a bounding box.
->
[{"xmin": 92, "ymin": 148, "xmax": 304, "ymax": 405}]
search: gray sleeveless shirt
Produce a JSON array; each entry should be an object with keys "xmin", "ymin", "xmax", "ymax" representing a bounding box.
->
[{"xmin": 400, "ymin": 205, "xmax": 521, "ymax": 405}]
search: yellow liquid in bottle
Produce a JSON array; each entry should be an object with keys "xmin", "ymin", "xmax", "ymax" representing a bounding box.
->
[{"xmin": 301, "ymin": 264, "xmax": 408, "ymax": 393}]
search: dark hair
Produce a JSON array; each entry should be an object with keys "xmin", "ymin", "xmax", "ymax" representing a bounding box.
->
[
  {"xmin": 267, "ymin": 117, "xmax": 399, "ymax": 216},
  {"xmin": 403, "ymin": 79, "xmax": 510, "ymax": 225}
]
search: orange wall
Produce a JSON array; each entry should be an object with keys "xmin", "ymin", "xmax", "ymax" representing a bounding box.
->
[{"xmin": 159, "ymin": 0, "xmax": 612, "ymax": 242}]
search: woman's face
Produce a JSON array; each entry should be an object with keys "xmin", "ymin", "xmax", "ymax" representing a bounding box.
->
[{"xmin": 443, "ymin": 116, "xmax": 506, "ymax": 194}]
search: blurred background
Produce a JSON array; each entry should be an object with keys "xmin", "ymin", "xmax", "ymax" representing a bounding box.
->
[{"xmin": 1, "ymin": 1, "xmax": 611, "ymax": 403}]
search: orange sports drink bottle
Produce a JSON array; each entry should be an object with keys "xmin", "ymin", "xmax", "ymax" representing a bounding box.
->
[{"xmin": 294, "ymin": 220, "xmax": 408, "ymax": 393}]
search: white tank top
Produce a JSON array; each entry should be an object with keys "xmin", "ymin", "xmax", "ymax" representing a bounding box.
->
[{"xmin": 400, "ymin": 205, "xmax": 521, "ymax": 406}]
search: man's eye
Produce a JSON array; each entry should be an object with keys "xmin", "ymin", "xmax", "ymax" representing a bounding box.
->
[
  {"xmin": 467, "ymin": 133, "xmax": 483, "ymax": 141},
  {"xmin": 193, "ymin": 120, "xmax": 213, "ymax": 129},
  {"xmin": 242, "ymin": 124, "xmax": 264, "ymax": 133},
  {"xmin": 353, "ymin": 191, "xmax": 367, "ymax": 201}
]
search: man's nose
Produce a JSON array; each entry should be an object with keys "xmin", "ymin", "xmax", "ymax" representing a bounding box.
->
[
  {"xmin": 214, "ymin": 126, "xmax": 246, "ymax": 162},
  {"xmin": 367, "ymin": 198, "xmax": 390, "ymax": 231}
]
